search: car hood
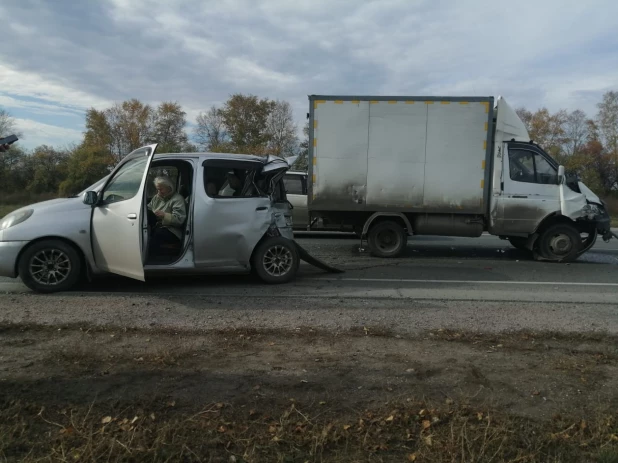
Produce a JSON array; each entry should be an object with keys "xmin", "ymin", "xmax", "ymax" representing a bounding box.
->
[{"xmin": 12, "ymin": 196, "xmax": 90, "ymax": 217}]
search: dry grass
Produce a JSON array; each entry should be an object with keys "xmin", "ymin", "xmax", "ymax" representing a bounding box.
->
[{"xmin": 1, "ymin": 397, "xmax": 617, "ymax": 462}]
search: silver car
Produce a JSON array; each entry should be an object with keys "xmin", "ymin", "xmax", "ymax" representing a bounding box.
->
[{"xmin": 0, "ymin": 144, "xmax": 301, "ymax": 293}]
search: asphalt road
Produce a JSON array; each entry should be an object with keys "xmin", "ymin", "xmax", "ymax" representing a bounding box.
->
[
  {"xmin": 1, "ymin": 232, "xmax": 617, "ymax": 335},
  {"xmin": 1, "ymin": 232, "xmax": 617, "ymax": 304}
]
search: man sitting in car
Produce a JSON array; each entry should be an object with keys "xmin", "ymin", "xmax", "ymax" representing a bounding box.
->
[{"xmin": 147, "ymin": 176, "xmax": 187, "ymax": 253}]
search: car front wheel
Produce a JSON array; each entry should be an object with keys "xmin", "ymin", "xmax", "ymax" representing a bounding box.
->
[
  {"xmin": 18, "ymin": 239, "xmax": 82, "ymax": 293},
  {"xmin": 252, "ymin": 237, "xmax": 299, "ymax": 284}
]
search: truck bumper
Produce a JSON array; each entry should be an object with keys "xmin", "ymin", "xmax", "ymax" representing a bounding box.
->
[{"xmin": 0, "ymin": 241, "xmax": 28, "ymax": 278}]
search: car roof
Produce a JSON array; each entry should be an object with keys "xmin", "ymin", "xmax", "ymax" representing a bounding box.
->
[{"xmin": 154, "ymin": 152, "xmax": 267, "ymax": 163}]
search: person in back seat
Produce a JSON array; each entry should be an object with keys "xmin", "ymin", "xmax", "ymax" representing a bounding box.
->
[{"xmin": 147, "ymin": 176, "xmax": 187, "ymax": 252}]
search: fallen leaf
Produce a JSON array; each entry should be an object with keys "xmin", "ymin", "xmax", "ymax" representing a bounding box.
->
[
  {"xmin": 218, "ymin": 425, "xmax": 226, "ymax": 433},
  {"xmin": 150, "ymin": 413, "xmax": 155, "ymax": 421},
  {"xmin": 422, "ymin": 420, "xmax": 431, "ymax": 429},
  {"xmin": 101, "ymin": 416, "xmax": 112, "ymax": 424},
  {"xmin": 477, "ymin": 412, "xmax": 483, "ymax": 421},
  {"xmin": 269, "ymin": 425, "xmax": 277, "ymax": 434},
  {"xmin": 319, "ymin": 401, "xmax": 327, "ymax": 406},
  {"xmin": 532, "ymin": 390, "xmax": 540, "ymax": 396},
  {"xmin": 167, "ymin": 401, "xmax": 176, "ymax": 407},
  {"xmin": 580, "ymin": 420, "xmax": 587, "ymax": 430},
  {"xmin": 385, "ymin": 415, "xmax": 395, "ymax": 422},
  {"xmin": 424, "ymin": 435, "xmax": 433, "ymax": 446},
  {"xmin": 343, "ymin": 424, "xmax": 352, "ymax": 430},
  {"xmin": 445, "ymin": 398, "xmax": 454, "ymax": 405},
  {"xmin": 131, "ymin": 416, "xmax": 139, "ymax": 424},
  {"xmin": 134, "ymin": 357, "xmax": 144, "ymax": 362},
  {"xmin": 216, "ymin": 402, "xmax": 225, "ymax": 409},
  {"xmin": 408, "ymin": 454, "xmax": 417, "ymax": 462}
]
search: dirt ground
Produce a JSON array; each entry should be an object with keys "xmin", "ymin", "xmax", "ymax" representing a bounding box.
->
[{"xmin": 1, "ymin": 323, "xmax": 618, "ymax": 462}]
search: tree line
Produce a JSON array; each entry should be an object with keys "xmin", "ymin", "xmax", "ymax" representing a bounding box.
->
[{"xmin": 0, "ymin": 91, "xmax": 617, "ymax": 206}]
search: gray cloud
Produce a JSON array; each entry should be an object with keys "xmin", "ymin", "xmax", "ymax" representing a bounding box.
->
[{"xmin": 1, "ymin": 0, "xmax": 617, "ymax": 148}]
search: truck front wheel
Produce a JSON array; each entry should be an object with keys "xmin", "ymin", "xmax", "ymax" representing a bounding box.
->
[
  {"xmin": 537, "ymin": 223, "xmax": 582, "ymax": 262},
  {"xmin": 367, "ymin": 221, "xmax": 408, "ymax": 258}
]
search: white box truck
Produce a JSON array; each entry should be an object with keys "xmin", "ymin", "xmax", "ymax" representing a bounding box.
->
[{"xmin": 307, "ymin": 95, "xmax": 615, "ymax": 261}]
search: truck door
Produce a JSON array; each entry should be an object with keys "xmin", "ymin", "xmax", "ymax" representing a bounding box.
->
[{"xmin": 498, "ymin": 144, "xmax": 560, "ymax": 234}]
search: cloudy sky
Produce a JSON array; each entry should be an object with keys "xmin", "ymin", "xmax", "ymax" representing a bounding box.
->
[{"xmin": 1, "ymin": 0, "xmax": 617, "ymax": 150}]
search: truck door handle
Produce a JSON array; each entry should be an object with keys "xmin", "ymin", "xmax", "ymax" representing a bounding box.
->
[
  {"xmin": 127, "ymin": 213, "xmax": 137, "ymax": 219},
  {"xmin": 511, "ymin": 195, "xmax": 527, "ymax": 199},
  {"xmin": 256, "ymin": 207, "xmax": 268, "ymax": 211}
]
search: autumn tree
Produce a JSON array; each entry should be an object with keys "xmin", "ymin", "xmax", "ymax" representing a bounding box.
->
[
  {"xmin": 151, "ymin": 102, "xmax": 189, "ymax": 153},
  {"xmin": 295, "ymin": 121, "xmax": 309, "ymax": 171},
  {"xmin": 220, "ymin": 94, "xmax": 275, "ymax": 154},
  {"xmin": 194, "ymin": 106, "xmax": 228, "ymax": 151},
  {"xmin": 515, "ymin": 107, "xmax": 568, "ymax": 158},
  {"xmin": 0, "ymin": 108, "xmax": 22, "ymax": 138},
  {"xmin": 266, "ymin": 100, "xmax": 298, "ymax": 156}
]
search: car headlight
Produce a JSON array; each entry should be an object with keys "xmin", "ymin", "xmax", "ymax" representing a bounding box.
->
[{"xmin": 0, "ymin": 209, "xmax": 34, "ymax": 231}]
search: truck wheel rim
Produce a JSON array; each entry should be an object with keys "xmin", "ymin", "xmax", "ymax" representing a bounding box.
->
[
  {"xmin": 548, "ymin": 233, "xmax": 573, "ymax": 256},
  {"xmin": 263, "ymin": 245, "xmax": 293, "ymax": 277},
  {"xmin": 29, "ymin": 249, "xmax": 72, "ymax": 286},
  {"xmin": 376, "ymin": 229, "xmax": 401, "ymax": 253}
]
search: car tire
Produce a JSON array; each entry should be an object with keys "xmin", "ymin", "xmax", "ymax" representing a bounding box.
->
[
  {"xmin": 507, "ymin": 237, "xmax": 529, "ymax": 251},
  {"xmin": 368, "ymin": 220, "xmax": 408, "ymax": 258},
  {"xmin": 18, "ymin": 240, "xmax": 82, "ymax": 293},
  {"xmin": 252, "ymin": 237, "xmax": 300, "ymax": 284},
  {"xmin": 537, "ymin": 223, "xmax": 582, "ymax": 262}
]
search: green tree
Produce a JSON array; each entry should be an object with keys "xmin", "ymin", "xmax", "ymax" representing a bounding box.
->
[
  {"xmin": 59, "ymin": 144, "xmax": 114, "ymax": 196},
  {"xmin": 151, "ymin": 102, "xmax": 189, "ymax": 153},
  {"xmin": 220, "ymin": 94, "xmax": 275, "ymax": 154},
  {"xmin": 26, "ymin": 145, "xmax": 69, "ymax": 194}
]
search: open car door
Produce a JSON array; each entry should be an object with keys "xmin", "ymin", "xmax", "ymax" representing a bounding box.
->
[{"xmin": 91, "ymin": 144, "xmax": 157, "ymax": 281}]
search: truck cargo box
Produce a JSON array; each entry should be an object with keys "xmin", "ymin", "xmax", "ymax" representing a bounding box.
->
[{"xmin": 308, "ymin": 96, "xmax": 494, "ymax": 215}]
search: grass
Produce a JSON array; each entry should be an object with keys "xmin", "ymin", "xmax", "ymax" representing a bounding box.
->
[{"xmin": 1, "ymin": 397, "xmax": 616, "ymax": 462}]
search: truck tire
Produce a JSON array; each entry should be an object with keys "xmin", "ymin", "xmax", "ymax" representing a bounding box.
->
[
  {"xmin": 508, "ymin": 237, "xmax": 529, "ymax": 251},
  {"xmin": 368, "ymin": 220, "xmax": 407, "ymax": 258},
  {"xmin": 252, "ymin": 237, "xmax": 300, "ymax": 284},
  {"xmin": 18, "ymin": 239, "xmax": 82, "ymax": 293},
  {"xmin": 537, "ymin": 223, "xmax": 582, "ymax": 262}
]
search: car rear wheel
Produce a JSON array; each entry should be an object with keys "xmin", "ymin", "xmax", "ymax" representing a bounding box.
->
[
  {"xmin": 18, "ymin": 240, "xmax": 82, "ymax": 293},
  {"xmin": 368, "ymin": 220, "xmax": 408, "ymax": 258},
  {"xmin": 252, "ymin": 237, "xmax": 299, "ymax": 284}
]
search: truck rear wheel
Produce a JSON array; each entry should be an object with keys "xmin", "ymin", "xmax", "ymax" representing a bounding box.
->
[
  {"xmin": 537, "ymin": 223, "xmax": 582, "ymax": 262},
  {"xmin": 367, "ymin": 221, "xmax": 407, "ymax": 258}
]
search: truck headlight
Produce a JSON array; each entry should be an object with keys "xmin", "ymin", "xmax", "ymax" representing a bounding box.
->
[{"xmin": 0, "ymin": 209, "xmax": 33, "ymax": 230}]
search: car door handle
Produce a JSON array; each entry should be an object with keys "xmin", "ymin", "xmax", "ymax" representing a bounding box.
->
[
  {"xmin": 256, "ymin": 207, "xmax": 268, "ymax": 211},
  {"xmin": 127, "ymin": 213, "xmax": 137, "ymax": 219},
  {"xmin": 511, "ymin": 195, "xmax": 528, "ymax": 199}
]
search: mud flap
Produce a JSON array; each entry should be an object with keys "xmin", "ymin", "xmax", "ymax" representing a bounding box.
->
[{"xmin": 293, "ymin": 242, "xmax": 344, "ymax": 273}]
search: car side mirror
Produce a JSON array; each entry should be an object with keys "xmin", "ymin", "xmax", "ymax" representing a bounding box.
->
[
  {"xmin": 557, "ymin": 165, "xmax": 565, "ymax": 185},
  {"xmin": 83, "ymin": 191, "xmax": 98, "ymax": 206}
]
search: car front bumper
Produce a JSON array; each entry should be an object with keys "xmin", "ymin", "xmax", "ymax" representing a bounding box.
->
[{"xmin": 0, "ymin": 241, "xmax": 28, "ymax": 278}]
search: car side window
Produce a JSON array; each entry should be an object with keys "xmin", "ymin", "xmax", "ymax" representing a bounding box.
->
[
  {"xmin": 283, "ymin": 175, "xmax": 303, "ymax": 195},
  {"xmin": 204, "ymin": 167, "xmax": 260, "ymax": 198},
  {"xmin": 509, "ymin": 149, "xmax": 557, "ymax": 185},
  {"xmin": 100, "ymin": 156, "xmax": 149, "ymax": 204}
]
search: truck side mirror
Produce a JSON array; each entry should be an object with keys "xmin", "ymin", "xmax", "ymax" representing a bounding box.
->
[
  {"xmin": 83, "ymin": 191, "xmax": 98, "ymax": 206},
  {"xmin": 557, "ymin": 165, "xmax": 565, "ymax": 185}
]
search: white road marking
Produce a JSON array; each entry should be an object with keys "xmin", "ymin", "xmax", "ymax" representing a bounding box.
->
[{"xmin": 315, "ymin": 278, "xmax": 618, "ymax": 287}]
